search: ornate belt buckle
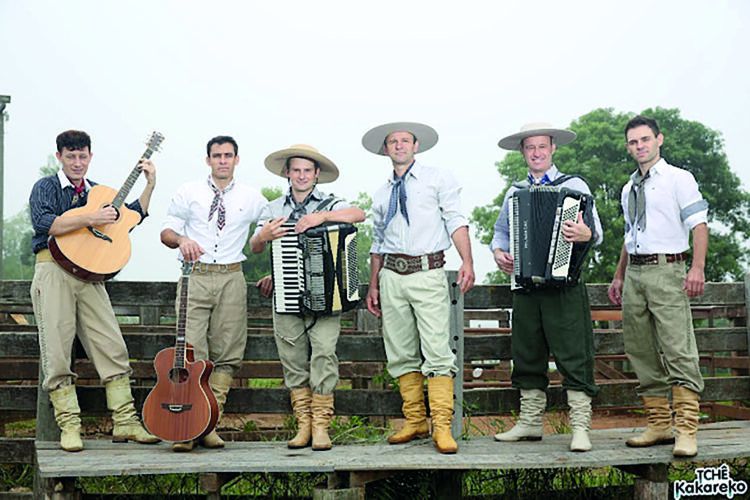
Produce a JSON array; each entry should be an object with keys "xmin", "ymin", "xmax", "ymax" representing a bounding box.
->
[{"xmin": 393, "ymin": 257, "xmax": 409, "ymax": 274}]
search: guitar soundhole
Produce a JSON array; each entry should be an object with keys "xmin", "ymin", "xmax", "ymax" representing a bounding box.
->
[
  {"xmin": 102, "ymin": 203, "xmax": 121, "ymax": 221},
  {"xmin": 169, "ymin": 367, "xmax": 190, "ymax": 384}
]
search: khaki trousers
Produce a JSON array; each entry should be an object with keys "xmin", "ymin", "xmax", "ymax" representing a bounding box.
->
[
  {"xmin": 31, "ymin": 262, "xmax": 132, "ymax": 391},
  {"xmin": 176, "ymin": 269, "xmax": 247, "ymax": 376},
  {"xmin": 379, "ymin": 267, "xmax": 457, "ymax": 379},
  {"xmin": 623, "ymin": 260, "xmax": 704, "ymax": 397},
  {"xmin": 272, "ymin": 311, "xmax": 341, "ymax": 395}
]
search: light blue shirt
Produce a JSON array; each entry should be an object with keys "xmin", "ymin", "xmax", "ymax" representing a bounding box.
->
[
  {"xmin": 490, "ymin": 165, "xmax": 603, "ymax": 252},
  {"xmin": 370, "ymin": 161, "xmax": 468, "ymax": 255}
]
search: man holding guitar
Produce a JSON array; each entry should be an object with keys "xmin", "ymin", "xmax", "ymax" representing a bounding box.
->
[
  {"xmin": 29, "ymin": 130, "xmax": 159, "ymax": 452},
  {"xmin": 160, "ymin": 135, "xmax": 267, "ymax": 452}
]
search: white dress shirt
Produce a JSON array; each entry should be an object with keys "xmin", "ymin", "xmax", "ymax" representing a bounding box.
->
[
  {"xmin": 162, "ymin": 177, "xmax": 267, "ymax": 264},
  {"xmin": 370, "ymin": 161, "xmax": 468, "ymax": 256},
  {"xmin": 621, "ymin": 159, "xmax": 708, "ymax": 255}
]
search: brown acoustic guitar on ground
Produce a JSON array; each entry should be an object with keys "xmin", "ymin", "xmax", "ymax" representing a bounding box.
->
[
  {"xmin": 143, "ymin": 262, "xmax": 219, "ymax": 442},
  {"xmin": 48, "ymin": 131, "xmax": 164, "ymax": 281}
]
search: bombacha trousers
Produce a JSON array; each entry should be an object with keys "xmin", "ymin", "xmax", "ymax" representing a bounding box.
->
[
  {"xmin": 510, "ymin": 281, "xmax": 599, "ymax": 398},
  {"xmin": 379, "ymin": 267, "xmax": 458, "ymax": 379},
  {"xmin": 176, "ymin": 269, "xmax": 247, "ymax": 377},
  {"xmin": 272, "ymin": 311, "xmax": 341, "ymax": 395},
  {"xmin": 31, "ymin": 260, "xmax": 132, "ymax": 392},
  {"xmin": 622, "ymin": 259, "xmax": 704, "ymax": 397}
]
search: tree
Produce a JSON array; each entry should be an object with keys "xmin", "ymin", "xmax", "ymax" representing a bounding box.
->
[
  {"xmin": 351, "ymin": 192, "xmax": 374, "ymax": 285},
  {"xmin": 241, "ymin": 186, "xmax": 283, "ymax": 283},
  {"xmin": 471, "ymin": 107, "xmax": 750, "ymax": 284}
]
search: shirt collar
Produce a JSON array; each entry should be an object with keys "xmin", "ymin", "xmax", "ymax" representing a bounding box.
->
[
  {"xmin": 388, "ymin": 160, "xmax": 420, "ymax": 185},
  {"xmin": 284, "ymin": 186, "xmax": 324, "ymax": 207},
  {"xmin": 208, "ymin": 175, "xmax": 235, "ymax": 193},
  {"xmin": 527, "ymin": 164, "xmax": 559, "ymax": 185},
  {"xmin": 630, "ymin": 158, "xmax": 666, "ymax": 182},
  {"xmin": 56, "ymin": 170, "xmax": 92, "ymax": 192}
]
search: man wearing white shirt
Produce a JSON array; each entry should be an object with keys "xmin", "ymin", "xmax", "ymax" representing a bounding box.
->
[
  {"xmin": 364, "ymin": 122, "xmax": 475, "ymax": 454},
  {"xmin": 161, "ymin": 136, "xmax": 267, "ymax": 452},
  {"xmin": 608, "ymin": 116, "xmax": 708, "ymax": 457}
]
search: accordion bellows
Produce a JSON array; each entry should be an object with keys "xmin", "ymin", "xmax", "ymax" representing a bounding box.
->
[{"xmin": 509, "ymin": 186, "xmax": 595, "ymax": 291}]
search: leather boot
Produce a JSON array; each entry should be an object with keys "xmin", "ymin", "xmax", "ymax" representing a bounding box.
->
[
  {"xmin": 172, "ymin": 440, "xmax": 195, "ymax": 452},
  {"xmin": 672, "ymin": 386, "xmax": 700, "ymax": 457},
  {"xmin": 288, "ymin": 387, "xmax": 313, "ymax": 448},
  {"xmin": 105, "ymin": 378, "xmax": 160, "ymax": 444},
  {"xmin": 388, "ymin": 372, "xmax": 429, "ymax": 444},
  {"xmin": 625, "ymin": 396, "xmax": 674, "ymax": 447},
  {"xmin": 427, "ymin": 376, "xmax": 458, "ymax": 454},
  {"xmin": 200, "ymin": 371, "xmax": 233, "ymax": 448},
  {"xmin": 311, "ymin": 393, "xmax": 334, "ymax": 451},
  {"xmin": 567, "ymin": 390, "xmax": 592, "ymax": 452},
  {"xmin": 494, "ymin": 389, "xmax": 546, "ymax": 442},
  {"xmin": 49, "ymin": 384, "xmax": 83, "ymax": 452}
]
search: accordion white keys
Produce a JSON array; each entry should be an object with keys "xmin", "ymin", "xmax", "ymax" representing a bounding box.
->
[
  {"xmin": 270, "ymin": 222, "xmax": 360, "ymax": 315},
  {"xmin": 509, "ymin": 186, "xmax": 595, "ymax": 291}
]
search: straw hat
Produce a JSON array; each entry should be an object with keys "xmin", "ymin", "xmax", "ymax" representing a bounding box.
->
[
  {"xmin": 362, "ymin": 122, "xmax": 438, "ymax": 155},
  {"xmin": 264, "ymin": 144, "xmax": 339, "ymax": 184},
  {"xmin": 498, "ymin": 122, "xmax": 576, "ymax": 151}
]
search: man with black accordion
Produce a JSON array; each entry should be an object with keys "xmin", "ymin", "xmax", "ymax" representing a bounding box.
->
[
  {"xmin": 490, "ymin": 123, "xmax": 602, "ymax": 452},
  {"xmin": 249, "ymin": 144, "xmax": 365, "ymax": 451}
]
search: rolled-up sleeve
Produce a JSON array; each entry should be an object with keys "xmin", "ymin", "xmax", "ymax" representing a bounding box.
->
[
  {"xmin": 490, "ymin": 192, "xmax": 512, "ymax": 252},
  {"xmin": 439, "ymin": 170, "xmax": 468, "ymax": 236},
  {"xmin": 162, "ymin": 187, "xmax": 189, "ymax": 233},
  {"xmin": 369, "ymin": 196, "xmax": 385, "ymax": 255},
  {"xmin": 677, "ymin": 171, "xmax": 708, "ymax": 230}
]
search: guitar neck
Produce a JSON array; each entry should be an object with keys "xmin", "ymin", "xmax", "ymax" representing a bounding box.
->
[
  {"xmin": 174, "ymin": 272, "xmax": 189, "ymax": 369},
  {"xmin": 111, "ymin": 147, "xmax": 156, "ymax": 209}
]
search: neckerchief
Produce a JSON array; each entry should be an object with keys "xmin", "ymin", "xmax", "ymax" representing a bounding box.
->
[
  {"xmin": 207, "ymin": 176, "xmax": 234, "ymax": 230},
  {"xmin": 628, "ymin": 168, "xmax": 651, "ymax": 230},
  {"xmin": 384, "ymin": 161, "xmax": 414, "ymax": 228}
]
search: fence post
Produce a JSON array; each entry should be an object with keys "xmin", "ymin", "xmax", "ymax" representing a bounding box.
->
[{"xmin": 447, "ymin": 271, "xmax": 464, "ymax": 438}]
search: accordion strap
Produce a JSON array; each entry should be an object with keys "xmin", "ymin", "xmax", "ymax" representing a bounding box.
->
[
  {"xmin": 312, "ymin": 194, "xmax": 341, "ymax": 213},
  {"xmin": 513, "ymin": 174, "xmax": 587, "ymax": 190}
]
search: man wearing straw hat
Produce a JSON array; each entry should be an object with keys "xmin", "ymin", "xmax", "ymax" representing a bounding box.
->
[
  {"xmin": 249, "ymin": 144, "xmax": 365, "ymax": 451},
  {"xmin": 490, "ymin": 123, "xmax": 602, "ymax": 452},
  {"xmin": 161, "ymin": 135, "xmax": 268, "ymax": 452},
  {"xmin": 363, "ymin": 122, "xmax": 475, "ymax": 454}
]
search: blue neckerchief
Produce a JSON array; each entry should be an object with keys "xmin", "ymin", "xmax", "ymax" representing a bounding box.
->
[{"xmin": 384, "ymin": 161, "xmax": 414, "ymax": 228}]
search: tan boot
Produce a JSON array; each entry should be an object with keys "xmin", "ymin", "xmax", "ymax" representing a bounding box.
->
[
  {"xmin": 567, "ymin": 390, "xmax": 592, "ymax": 452},
  {"xmin": 672, "ymin": 386, "xmax": 700, "ymax": 457},
  {"xmin": 388, "ymin": 372, "xmax": 429, "ymax": 444},
  {"xmin": 494, "ymin": 389, "xmax": 546, "ymax": 442},
  {"xmin": 626, "ymin": 396, "xmax": 674, "ymax": 447},
  {"xmin": 105, "ymin": 378, "xmax": 160, "ymax": 444},
  {"xmin": 288, "ymin": 387, "xmax": 313, "ymax": 449},
  {"xmin": 200, "ymin": 371, "xmax": 233, "ymax": 449},
  {"xmin": 172, "ymin": 440, "xmax": 195, "ymax": 452},
  {"xmin": 427, "ymin": 376, "xmax": 458, "ymax": 454},
  {"xmin": 49, "ymin": 384, "xmax": 83, "ymax": 452},
  {"xmin": 311, "ymin": 393, "xmax": 334, "ymax": 451}
]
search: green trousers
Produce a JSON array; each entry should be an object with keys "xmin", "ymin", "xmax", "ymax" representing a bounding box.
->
[{"xmin": 511, "ymin": 281, "xmax": 599, "ymax": 397}]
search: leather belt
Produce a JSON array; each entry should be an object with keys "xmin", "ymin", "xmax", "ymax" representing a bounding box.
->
[
  {"xmin": 629, "ymin": 252, "xmax": 690, "ymax": 265},
  {"xmin": 35, "ymin": 249, "xmax": 54, "ymax": 263},
  {"xmin": 383, "ymin": 251, "xmax": 445, "ymax": 275},
  {"xmin": 192, "ymin": 262, "xmax": 242, "ymax": 274}
]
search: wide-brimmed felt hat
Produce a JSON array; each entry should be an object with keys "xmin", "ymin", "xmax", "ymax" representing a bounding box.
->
[
  {"xmin": 498, "ymin": 122, "xmax": 576, "ymax": 151},
  {"xmin": 361, "ymin": 122, "xmax": 438, "ymax": 155},
  {"xmin": 264, "ymin": 144, "xmax": 339, "ymax": 184}
]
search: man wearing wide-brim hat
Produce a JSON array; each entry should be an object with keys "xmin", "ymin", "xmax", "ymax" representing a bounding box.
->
[
  {"xmin": 249, "ymin": 144, "xmax": 365, "ymax": 451},
  {"xmin": 490, "ymin": 122, "xmax": 603, "ymax": 452},
  {"xmin": 363, "ymin": 121, "xmax": 475, "ymax": 454}
]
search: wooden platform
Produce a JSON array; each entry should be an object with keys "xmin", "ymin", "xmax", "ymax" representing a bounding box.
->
[{"xmin": 36, "ymin": 421, "xmax": 750, "ymax": 478}]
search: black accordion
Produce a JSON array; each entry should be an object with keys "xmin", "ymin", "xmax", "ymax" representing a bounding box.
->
[
  {"xmin": 270, "ymin": 222, "xmax": 360, "ymax": 315},
  {"xmin": 509, "ymin": 186, "xmax": 595, "ymax": 290}
]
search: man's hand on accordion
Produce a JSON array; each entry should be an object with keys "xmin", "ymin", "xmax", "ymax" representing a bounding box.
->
[
  {"xmin": 493, "ymin": 249, "xmax": 514, "ymax": 275},
  {"xmin": 258, "ymin": 217, "xmax": 290, "ymax": 242},
  {"xmin": 562, "ymin": 211, "xmax": 593, "ymax": 243},
  {"xmin": 295, "ymin": 213, "xmax": 325, "ymax": 233}
]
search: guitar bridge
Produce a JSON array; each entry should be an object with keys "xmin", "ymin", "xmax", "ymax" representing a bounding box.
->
[
  {"xmin": 162, "ymin": 403, "xmax": 192, "ymax": 413},
  {"xmin": 87, "ymin": 226, "xmax": 113, "ymax": 242}
]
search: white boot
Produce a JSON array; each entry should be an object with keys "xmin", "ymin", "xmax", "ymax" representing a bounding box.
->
[
  {"xmin": 567, "ymin": 390, "xmax": 592, "ymax": 452},
  {"xmin": 494, "ymin": 389, "xmax": 546, "ymax": 442}
]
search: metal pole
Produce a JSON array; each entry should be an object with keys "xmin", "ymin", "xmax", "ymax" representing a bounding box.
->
[{"xmin": 0, "ymin": 95, "xmax": 11, "ymax": 279}]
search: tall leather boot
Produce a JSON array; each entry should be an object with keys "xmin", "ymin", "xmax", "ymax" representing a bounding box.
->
[
  {"xmin": 427, "ymin": 376, "xmax": 458, "ymax": 454},
  {"xmin": 494, "ymin": 389, "xmax": 546, "ymax": 442},
  {"xmin": 625, "ymin": 396, "xmax": 674, "ymax": 447},
  {"xmin": 200, "ymin": 371, "xmax": 233, "ymax": 448},
  {"xmin": 311, "ymin": 393, "xmax": 334, "ymax": 451},
  {"xmin": 672, "ymin": 386, "xmax": 700, "ymax": 457},
  {"xmin": 288, "ymin": 387, "xmax": 313, "ymax": 448},
  {"xmin": 49, "ymin": 384, "xmax": 83, "ymax": 452},
  {"xmin": 105, "ymin": 377, "xmax": 160, "ymax": 444},
  {"xmin": 388, "ymin": 371, "xmax": 429, "ymax": 444},
  {"xmin": 567, "ymin": 390, "xmax": 592, "ymax": 452}
]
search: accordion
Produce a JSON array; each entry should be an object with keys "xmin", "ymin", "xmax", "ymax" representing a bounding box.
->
[
  {"xmin": 509, "ymin": 186, "xmax": 595, "ymax": 291},
  {"xmin": 270, "ymin": 222, "xmax": 360, "ymax": 315}
]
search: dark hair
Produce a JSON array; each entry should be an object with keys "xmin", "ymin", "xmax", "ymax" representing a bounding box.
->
[
  {"xmin": 625, "ymin": 116, "xmax": 660, "ymax": 138},
  {"xmin": 56, "ymin": 130, "xmax": 91, "ymax": 153},
  {"xmin": 206, "ymin": 136, "xmax": 238, "ymax": 156}
]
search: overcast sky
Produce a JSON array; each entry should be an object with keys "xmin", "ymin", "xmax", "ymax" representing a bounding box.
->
[{"xmin": 2, "ymin": 0, "xmax": 748, "ymax": 282}]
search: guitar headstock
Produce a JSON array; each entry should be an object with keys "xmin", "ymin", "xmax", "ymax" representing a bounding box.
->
[
  {"xmin": 181, "ymin": 261, "xmax": 194, "ymax": 276},
  {"xmin": 146, "ymin": 131, "xmax": 165, "ymax": 154}
]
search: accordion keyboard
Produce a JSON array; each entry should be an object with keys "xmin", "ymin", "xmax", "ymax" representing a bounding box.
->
[
  {"xmin": 550, "ymin": 196, "xmax": 582, "ymax": 278},
  {"xmin": 270, "ymin": 222, "xmax": 303, "ymax": 313}
]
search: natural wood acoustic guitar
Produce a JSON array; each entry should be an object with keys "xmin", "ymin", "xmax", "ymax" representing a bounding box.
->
[
  {"xmin": 48, "ymin": 131, "xmax": 164, "ymax": 281},
  {"xmin": 143, "ymin": 262, "xmax": 219, "ymax": 442}
]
